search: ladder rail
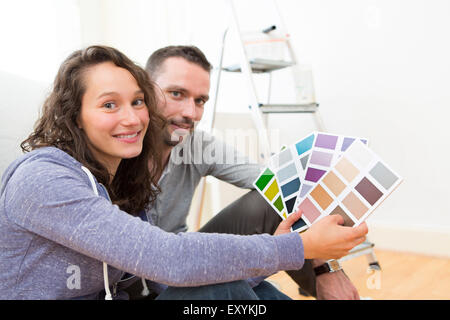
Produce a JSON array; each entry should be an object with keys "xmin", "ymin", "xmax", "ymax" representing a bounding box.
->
[{"xmin": 228, "ymin": 0, "xmax": 272, "ymax": 162}]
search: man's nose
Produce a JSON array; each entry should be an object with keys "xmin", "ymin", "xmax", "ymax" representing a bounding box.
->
[{"xmin": 181, "ymin": 98, "xmax": 196, "ymax": 120}]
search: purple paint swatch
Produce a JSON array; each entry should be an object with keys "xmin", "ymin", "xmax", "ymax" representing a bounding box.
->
[
  {"xmin": 310, "ymin": 151, "xmax": 333, "ymax": 167},
  {"xmin": 299, "ymin": 184, "xmax": 313, "ymax": 197},
  {"xmin": 315, "ymin": 134, "xmax": 338, "ymax": 150},
  {"xmin": 341, "ymin": 137, "xmax": 355, "ymax": 152},
  {"xmin": 355, "ymin": 177, "xmax": 383, "ymax": 206},
  {"xmin": 305, "ymin": 167, "xmax": 327, "ymax": 182}
]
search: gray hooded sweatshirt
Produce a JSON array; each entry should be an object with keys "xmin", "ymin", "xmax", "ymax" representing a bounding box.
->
[{"xmin": 0, "ymin": 147, "xmax": 304, "ymax": 299}]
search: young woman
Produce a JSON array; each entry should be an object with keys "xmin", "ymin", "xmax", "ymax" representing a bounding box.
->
[{"xmin": 0, "ymin": 46, "xmax": 367, "ymax": 300}]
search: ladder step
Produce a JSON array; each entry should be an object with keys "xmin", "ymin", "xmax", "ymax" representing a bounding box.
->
[
  {"xmin": 349, "ymin": 241, "xmax": 375, "ymax": 253},
  {"xmin": 223, "ymin": 58, "xmax": 295, "ymax": 73},
  {"xmin": 258, "ymin": 103, "xmax": 319, "ymax": 113},
  {"xmin": 338, "ymin": 241, "xmax": 375, "ymax": 262}
]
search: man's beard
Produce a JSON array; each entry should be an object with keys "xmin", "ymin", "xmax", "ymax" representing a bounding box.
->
[{"xmin": 163, "ymin": 117, "xmax": 195, "ymax": 147}]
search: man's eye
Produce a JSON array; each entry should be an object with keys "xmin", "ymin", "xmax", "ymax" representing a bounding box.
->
[
  {"xmin": 195, "ymin": 99, "xmax": 205, "ymax": 106},
  {"xmin": 170, "ymin": 91, "xmax": 181, "ymax": 98},
  {"xmin": 103, "ymin": 102, "xmax": 116, "ymax": 109}
]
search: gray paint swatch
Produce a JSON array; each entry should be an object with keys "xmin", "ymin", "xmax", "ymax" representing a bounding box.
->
[
  {"xmin": 369, "ymin": 161, "xmax": 398, "ymax": 190},
  {"xmin": 300, "ymin": 155, "xmax": 309, "ymax": 170},
  {"xmin": 273, "ymin": 149, "xmax": 293, "ymax": 167},
  {"xmin": 277, "ymin": 163, "xmax": 297, "ymax": 183}
]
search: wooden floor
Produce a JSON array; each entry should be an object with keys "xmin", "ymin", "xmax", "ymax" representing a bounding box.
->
[{"xmin": 267, "ymin": 249, "xmax": 450, "ymax": 300}]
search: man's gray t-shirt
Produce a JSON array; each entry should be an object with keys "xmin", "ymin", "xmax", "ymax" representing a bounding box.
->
[{"xmin": 146, "ymin": 130, "xmax": 264, "ymax": 233}]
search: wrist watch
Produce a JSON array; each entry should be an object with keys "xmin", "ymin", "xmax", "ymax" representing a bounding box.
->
[{"xmin": 314, "ymin": 259, "xmax": 342, "ymax": 276}]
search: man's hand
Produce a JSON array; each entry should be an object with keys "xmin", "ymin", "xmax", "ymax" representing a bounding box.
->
[{"xmin": 273, "ymin": 209, "xmax": 303, "ymax": 236}]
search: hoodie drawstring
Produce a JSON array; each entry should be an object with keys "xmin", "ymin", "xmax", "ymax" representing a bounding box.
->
[
  {"xmin": 141, "ymin": 278, "xmax": 150, "ymax": 297},
  {"xmin": 81, "ymin": 166, "xmax": 113, "ymax": 300}
]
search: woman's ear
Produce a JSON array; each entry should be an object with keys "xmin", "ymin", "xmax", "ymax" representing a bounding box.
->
[
  {"xmin": 75, "ymin": 109, "xmax": 83, "ymax": 129},
  {"xmin": 76, "ymin": 115, "xmax": 83, "ymax": 129}
]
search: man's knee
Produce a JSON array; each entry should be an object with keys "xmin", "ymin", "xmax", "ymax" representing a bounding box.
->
[
  {"xmin": 200, "ymin": 189, "xmax": 281, "ymax": 235},
  {"xmin": 240, "ymin": 190, "xmax": 281, "ymax": 223}
]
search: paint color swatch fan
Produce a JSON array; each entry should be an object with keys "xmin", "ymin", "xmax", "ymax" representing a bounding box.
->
[
  {"xmin": 254, "ymin": 132, "xmax": 402, "ymax": 234},
  {"xmin": 294, "ymin": 138, "xmax": 402, "ymax": 232},
  {"xmin": 254, "ymin": 131, "xmax": 370, "ymax": 231},
  {"xmin": 294, "ymin": 132, "xmax": 368, "ymax": 208}
]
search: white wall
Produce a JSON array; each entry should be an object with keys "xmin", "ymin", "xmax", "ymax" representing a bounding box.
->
[
  {"xmin": 0, "ymin": 0, "xmax": 82, "ymax": 175},
  {"xmin": 0, "ymin": 0, "xmax": 82, "ymax": 83},
  {"xmin": 0, "ymin": 72, "xmax": 47, "ymax": 174}
]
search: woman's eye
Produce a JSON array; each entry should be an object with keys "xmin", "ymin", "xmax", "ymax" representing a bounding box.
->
[
  {"xmin": 133, "ymin": 98, "xmax": 145, "ymax": 106},
  {"xmin": 103, "ymin": 102, "xmax": 116, "ymax": 109},
  {"xmin": 170, "ymin": 91, "xmax": 181, "ymax": 98}
]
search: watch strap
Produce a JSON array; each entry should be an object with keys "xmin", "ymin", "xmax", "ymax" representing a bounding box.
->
[
  {"xmin": 313, "ymin": 263, "xmax": 331, "ymax": 276},
  {"xmin": 314, "ymin": 260, "xmax": 342, "ymax": 276}
]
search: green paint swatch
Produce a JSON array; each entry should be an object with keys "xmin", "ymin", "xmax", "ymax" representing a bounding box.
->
[
  {"xmin": 255, "ymin": 168, "xmax": 274, "ymax": 191},
  {"xmin": 273, "ymin": 196, "xmax": 284, "ymax": 212}
]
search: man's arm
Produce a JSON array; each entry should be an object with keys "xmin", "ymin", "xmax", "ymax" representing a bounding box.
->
[
  {"xmin": 312, "ymin": 259, "xmax": 360, "ymax": 300},
  {"xmin": 191, "ymin": 130, "xmax": 263, "ymax": 188}
]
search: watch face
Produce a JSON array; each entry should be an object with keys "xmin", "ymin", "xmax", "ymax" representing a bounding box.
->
[{"xmin": 329, "ymin": 259, "xmax": 342, "ymax": 272}]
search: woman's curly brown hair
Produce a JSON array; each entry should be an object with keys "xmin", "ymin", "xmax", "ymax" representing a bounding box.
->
[{"xmin": 20, "ymin": 45, "xmax": 166, "ymax": 215}]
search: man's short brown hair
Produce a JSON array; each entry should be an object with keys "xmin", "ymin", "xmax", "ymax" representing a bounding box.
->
[{"xmin": 145, "ymin": 45, "xmax": 212, "ymax": 79}]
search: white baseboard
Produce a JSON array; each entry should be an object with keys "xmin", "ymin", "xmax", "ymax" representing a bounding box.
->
[{"xmin": 367, "ymin": 222, "xmax": 450, "ymax": 258}]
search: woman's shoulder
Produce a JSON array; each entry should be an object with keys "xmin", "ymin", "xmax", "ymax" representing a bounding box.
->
[
  {"xmin": 13, "ymin": 146, "xmax": 79, "ymax": 169},
  {"xmin": 1, "ymin": 147, "xmax": 84, "ymax": 190}
]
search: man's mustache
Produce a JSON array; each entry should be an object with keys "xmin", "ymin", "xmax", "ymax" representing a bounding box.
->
[{"xmin": 168, "ymin": 118, "xmax": 194, "ymax": 130}]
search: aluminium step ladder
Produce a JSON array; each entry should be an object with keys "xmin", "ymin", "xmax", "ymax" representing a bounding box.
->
[
  {"xmin": 222, "ymin": 0, "xmax": 325, "ymax": 162},
  {"xmin": 195, "ymin": 0, "xmax": 381, "ymax": 292}
]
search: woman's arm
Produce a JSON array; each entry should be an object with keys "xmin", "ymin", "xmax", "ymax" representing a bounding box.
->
[{"xmin": 4, "ymin": 159, "xmax": 304, "ymax": 287}]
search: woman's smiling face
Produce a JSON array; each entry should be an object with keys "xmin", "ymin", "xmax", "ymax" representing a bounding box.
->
[{"xmin": 78, "ymin": 61, "xmax": 149, "ymax": 175}]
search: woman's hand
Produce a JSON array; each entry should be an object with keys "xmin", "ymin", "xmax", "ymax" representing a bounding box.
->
[
  {"xmin": 273, "ymin": 208, "xmax": 369, "ymax": 261},
  {"xmin": 301, "ymin": 213, "xmax": 368, "ymax": 260}
]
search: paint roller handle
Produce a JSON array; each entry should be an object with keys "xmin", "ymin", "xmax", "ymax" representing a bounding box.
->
[{"xmin": 262, "ymin": 25, "xmax": 276, "ymax": 34}]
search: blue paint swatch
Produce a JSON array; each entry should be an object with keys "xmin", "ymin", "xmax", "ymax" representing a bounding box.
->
[
  {"xmin": 281, "ymin": 178, "xmax": 301, "ymax": 198},
  {"xmin": 292, "ymin": 218, "xmax": 307, "ymax": 231},
  {"xmin": 295, "ymin": 134, "xmax": 315, "ymax": 156},
  {"xmin": 285, "ymin": 197, "xmax": 297, "ymax": 213}
]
